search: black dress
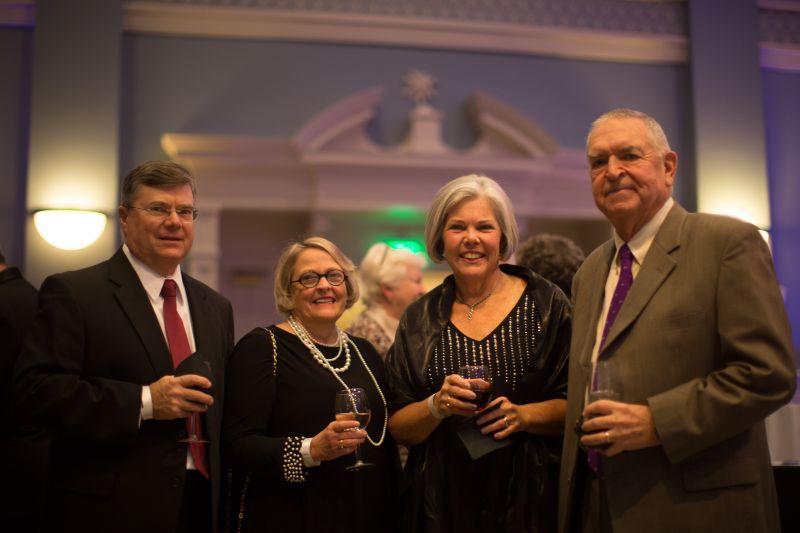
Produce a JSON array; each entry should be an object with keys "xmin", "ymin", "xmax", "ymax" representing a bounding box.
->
[
  {"xmin": 386, "ymin": 264, "xmax": 571, "ymax": 533},
  {"xmin": 223, "ymin": 326, "xmax": 397, "ymax": 533}
]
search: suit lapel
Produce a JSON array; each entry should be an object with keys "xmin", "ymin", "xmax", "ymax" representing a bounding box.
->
[
  {"xmin": 581, "ymin": 242, "xmax": 616, "ymax": 366},
  {"xmin": 108, "ymin": 249, "xmax": 174, "ymax": 377},
  {"xmin": 600, "ymin": 204, "xmax": 686, "ymax": 353}
]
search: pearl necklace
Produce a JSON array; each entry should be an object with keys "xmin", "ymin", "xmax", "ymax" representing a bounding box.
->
[
  {"xmin": 288, "ymin": 315, "xmax": 351, "ymax": 373},
  {"xmin": 287, "ymin": 315, "xmax": 388, "ymax": 447}
]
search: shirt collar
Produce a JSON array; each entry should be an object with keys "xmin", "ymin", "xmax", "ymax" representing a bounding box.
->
[
  {"xmin": 122, "ymin": 244, "xmax": 187, "ymax": 305},
  {"xmin": 613, "ymin": 197, "xmax": 674, "ymax": 265}
]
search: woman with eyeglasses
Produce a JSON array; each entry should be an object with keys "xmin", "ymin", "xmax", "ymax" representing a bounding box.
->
[{"xmin": 222, "ymin": 237, "xmax": 397, "ymax": 533}]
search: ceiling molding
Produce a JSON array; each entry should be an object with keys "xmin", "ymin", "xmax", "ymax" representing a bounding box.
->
[{"xmin": 123, "ymin": 3, "xmax": 689, "ymax": 65}]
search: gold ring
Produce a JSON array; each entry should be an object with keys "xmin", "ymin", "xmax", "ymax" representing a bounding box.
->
[
  {"xmin": 338, "ymin": 439, "xmax": 344, "ymax": 449},
  {"xmin": 446, "ymin": 401, "xmax": 451, "ymax": 409},
  {"xmin": 503, "ymin": 416, "xmax": 510, "ymax": 428},
  {"xmin": 604, "ymin": 431, "xmax": 611, "ymax": 444}
]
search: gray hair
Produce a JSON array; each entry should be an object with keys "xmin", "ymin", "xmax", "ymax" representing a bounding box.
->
[
  {"xmin": 359, "ymin": 243, "xmax": 426, "ymax": 307},
  {"xmin": 515, "ymin": 233, "xmax": 585, "ymax": 297},
  {"xmin": 587, "ymin": 108, "xmax": 671, "ymax": 155},
  {"xmin": 273, "ymin": 236, "xmax": 360, "ymax": 315},
  {"xmin": 120, "ymin": 160, "xmax": 196, "ymax": 207},
  {"xmin": 425, "ymin": 174, "xmax": 519, "ymax": 263}
]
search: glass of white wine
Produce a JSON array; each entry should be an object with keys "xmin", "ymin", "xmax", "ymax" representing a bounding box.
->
[{"xmin": 334, "ymin": 388, "xmax": 373, "ymax": 471}]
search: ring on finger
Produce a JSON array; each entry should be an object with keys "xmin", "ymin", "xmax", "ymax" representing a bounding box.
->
[
  {"xmin": 338, "ymin": 439, "xmax": 344, "ymax": 450},
  {"xmin": 604, "ymin": 431, "xmax": 611, "ymax": 444},
  {"xmin": 503, "ymin": 415, "xmax": 510, "ymax": 428}
]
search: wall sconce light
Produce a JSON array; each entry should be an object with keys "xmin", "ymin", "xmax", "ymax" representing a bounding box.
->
[{"xmin": 33, "ymin": 209, "xmax": 108, "ymax": 250}]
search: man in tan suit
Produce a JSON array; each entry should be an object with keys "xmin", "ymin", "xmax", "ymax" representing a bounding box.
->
[{"xmin": 559, "ymin": 108, "xmax": 795, "ymax": 532}]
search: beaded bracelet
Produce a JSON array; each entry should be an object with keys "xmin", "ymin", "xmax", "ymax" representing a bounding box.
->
[
  {"xmin": 282, "ymin": 436, "xmax": 306, "ymax": 482},
  {"xmin": 427, "ymin": 393, "xmax": 447, "ymax": 420}
]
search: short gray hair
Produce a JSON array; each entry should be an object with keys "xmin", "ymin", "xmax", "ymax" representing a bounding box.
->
[
  {"xmin": 120, "ymin": 160, "xmax": 196, "ymax": 207},
  {"xmin": 359, "ymin": 243, "xmax": 426, "ymax": 307},
  {"xmin": 273, "ymin": 236, "xmax": 360, "ymax": 316},
  {"xmin": 587, "ymin": 108, "xmax": 671, "ymax": 155},
  {"xmin": 425, "ymin": 174, "xmax": 519, "ymax": 263}
]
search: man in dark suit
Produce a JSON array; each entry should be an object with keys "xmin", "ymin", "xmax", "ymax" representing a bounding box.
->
[
  {"xmin": 13, "ymin": 161, "xmax": 235, "ymax": 533},
  {"xmin": 558, "ymin": 109, "xmax": 795, "ymax": 532},
  {"xmin": 0, "ymin": 248, "xmax": 46, "ymax": 532}
]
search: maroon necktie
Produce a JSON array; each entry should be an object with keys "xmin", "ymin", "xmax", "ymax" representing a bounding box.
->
[
  {"xmin": 588, "ymin": 244, "xmax": 634, "ymax": 474},
  {"xmin": 161, "ymin": 279, "xmax": 208, "ymax": 479}
]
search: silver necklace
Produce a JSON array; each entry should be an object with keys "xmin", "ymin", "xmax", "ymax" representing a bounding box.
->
[
  {"xmin": 455, "ymin": 278, "xmax": 500, "ymax": 320},
  {"xmin": 287, "ymin": 315, "xmax": 387, "ymax": 447}
]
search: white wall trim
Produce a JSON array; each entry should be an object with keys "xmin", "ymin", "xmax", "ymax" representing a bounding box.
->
[
  {"xmin": 761, "ymin": 42, "xmax": 800, "ymax": 72},
  {"xmin": 123, "ymin": 3, "xmax": 689, "ymax": 65}
]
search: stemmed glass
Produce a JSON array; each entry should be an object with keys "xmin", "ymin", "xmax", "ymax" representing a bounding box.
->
[
  {"xmin": 458, "ymin": 364, "xmax": 493, "ymax": 410},
  {"xmin": 334, "ymin": 388, "xmax": 373, "ymax": 471}
]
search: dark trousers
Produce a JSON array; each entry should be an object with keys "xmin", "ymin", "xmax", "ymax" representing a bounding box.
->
[{"xmin": 177, "ymin": 470, "xmax": 211, "ymax": 533}]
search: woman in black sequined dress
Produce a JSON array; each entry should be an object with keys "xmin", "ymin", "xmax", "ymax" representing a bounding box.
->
[{"xmin": 385, "ymin": 175, "xmax": 571, "ymax": 532}]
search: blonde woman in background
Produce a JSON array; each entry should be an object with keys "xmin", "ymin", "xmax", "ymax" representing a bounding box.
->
[{"xmin": 347, "ymin": 243, "xmax": 426, "ymax": 359}]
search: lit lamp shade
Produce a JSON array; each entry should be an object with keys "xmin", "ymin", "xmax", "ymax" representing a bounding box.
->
[{"xmin": 33, "ymin": 209, "xmax": 108, "ymax": 250}]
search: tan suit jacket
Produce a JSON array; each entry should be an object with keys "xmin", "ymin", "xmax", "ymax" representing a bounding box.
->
[{"xmin": 559, "ymin": 203, "xmax": 795, "ymax": 532}]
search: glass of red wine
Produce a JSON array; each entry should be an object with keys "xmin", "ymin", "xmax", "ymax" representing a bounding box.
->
[
  {"xmin": 334, "ymin": 388, "xmax": 373, "ymax": 471},
  {"xmin": 458, "ymin": 364, "xmax": 493, "ymax": 410},
  {"xmin": 177, "ymin": 357, "xmax": 212, "ymax": 444}
]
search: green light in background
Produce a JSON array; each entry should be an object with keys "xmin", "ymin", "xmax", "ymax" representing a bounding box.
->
[
  {"xmin": 384, "ymin": 239, "xmax": 425, "ymax": 255},
  {"xmin": 384, "ymin": 205, "xmax": 425, "ymax": 223}
]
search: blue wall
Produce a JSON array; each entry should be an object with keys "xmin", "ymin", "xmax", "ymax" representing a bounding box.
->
[
  {"xmin": 0, "ymin": 28, "xmax": 32, "ymax": 265},
  {"xmin": 2, "ymin": 30, "xmax": 797, "ymax": 348},
  {"xmin": 764, "ymin": 69, "xmax": 800, "ymax": 349}
]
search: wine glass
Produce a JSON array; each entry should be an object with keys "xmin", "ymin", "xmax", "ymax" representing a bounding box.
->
[
  {"xmin": 178, "ymin": 358, "xmax": 212, "ymax": 444},
  {"xmin": 334, "ymin": 388, "xmax": 373, "ymax": 471},
  {"xmin": 588, "ymin": 360, "xmax": 621, "ymax": 404},
  {"xmin": 458, "ymin": 364, "xmax": 493, "ymax": 410}
]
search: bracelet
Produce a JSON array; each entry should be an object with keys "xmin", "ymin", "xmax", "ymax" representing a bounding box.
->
[{"xmin": 427, "ymin": 393, "xmax": 447, "ymax": 420}]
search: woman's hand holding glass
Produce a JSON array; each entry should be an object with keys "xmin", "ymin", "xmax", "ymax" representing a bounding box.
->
[
  {"xmin": 435, "ymin": 372, "xmax": 489, "ymax": 416},
  {"xmin": 309, "ymin": 418, "xmax": 366, "ymax": 463}
]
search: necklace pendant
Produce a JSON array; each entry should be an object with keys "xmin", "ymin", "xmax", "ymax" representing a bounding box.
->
[{"xmin": 467, "ymin": 306, "xmax": 475, "ymax": 320}]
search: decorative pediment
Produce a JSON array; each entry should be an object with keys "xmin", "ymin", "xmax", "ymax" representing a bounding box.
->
[{"xmin": 163, "ymin": 76, "xmax": 595, "ymax": 219}]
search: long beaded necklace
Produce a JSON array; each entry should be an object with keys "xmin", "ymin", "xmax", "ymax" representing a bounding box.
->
[{"xmin": 287, "ymin": 315, "xmax": 387, "ymax": 447}]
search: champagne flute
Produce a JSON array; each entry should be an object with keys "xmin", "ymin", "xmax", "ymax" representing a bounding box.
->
[
  {"xmin": 458, "ymin": 364, "xmax": 493, "ymax": 410},
  {"xmin": 334, "ymin": 388, "xmax": 373, "ymax": 471}
]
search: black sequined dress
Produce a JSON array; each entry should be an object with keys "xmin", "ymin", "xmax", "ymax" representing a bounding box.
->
[{"xmin": 385, "ymin": 264, "xmax": 571, "ymax": 533}]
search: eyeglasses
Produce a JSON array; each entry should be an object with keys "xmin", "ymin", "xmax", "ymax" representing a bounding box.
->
[
  {"xmin": 125, "ymin": 204, "xmax": 198, "ymax": 222},
  {"xmin": 291, "ymin": 269, "xmax": 347, "ymax": 288}
]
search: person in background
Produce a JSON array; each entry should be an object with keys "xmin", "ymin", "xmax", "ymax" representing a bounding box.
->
[
  {"xmin": 0, "ymin": 247, "xmax": 46, "ymax": 532},
  {"xmin": 223, "ymin": 237, "xmax": 397, "ymax": 533},
  {"xmin": 347, "ymin": 242, "xmax": 426, "ymax": 359},
  {"xmin": 385, "ymin": 174, "xmax": 571, "ymax": 532},
  {"xmin": 13, "ymin": 161, "xmax": 235, "ymax": 533},
  {"xmin": 558, "ymin": 108, "xmax": 795, "ymax": 533},
  {"xmin": 515, "ymin": 233, "xmax": 585, "ymax": 298}
]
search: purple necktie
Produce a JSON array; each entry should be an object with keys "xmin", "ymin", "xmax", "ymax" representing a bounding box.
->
[{"xmin": 588, "ymin": 244, "xmax": 634, "ymax": 474}]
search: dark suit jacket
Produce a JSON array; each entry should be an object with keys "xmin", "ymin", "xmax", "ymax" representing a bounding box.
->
[
  {"xmin": 12, "ymin": 249, "xmax": 234, "ymax": 533},
  {"xmin": 559, "ymin": 203, "xmax": 796, "ymax": 532},
  {"xmin": 0, "ymin": 267, "xmax": 48, "ymax": 523}
]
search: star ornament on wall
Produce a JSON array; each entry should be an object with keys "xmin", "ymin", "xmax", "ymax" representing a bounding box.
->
[{"xmin": 402, "ymin": 69, "xmax": 438, "ymax": 104}]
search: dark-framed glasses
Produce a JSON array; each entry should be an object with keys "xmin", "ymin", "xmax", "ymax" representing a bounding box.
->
[
  {"xmin": 291, "ymin": 269, "xmax": 347, "ymax": 288},
  {"xmin": 125, "ymin": 204, "xmax": 198, "ymax": 222}
]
